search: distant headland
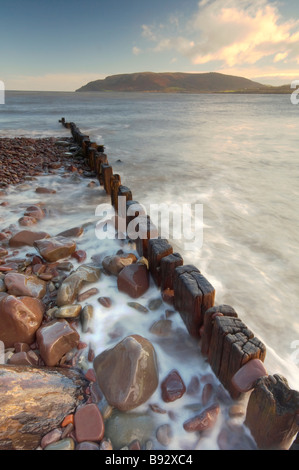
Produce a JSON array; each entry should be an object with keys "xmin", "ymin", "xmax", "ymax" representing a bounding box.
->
[{"xmin": 76, "ymin": 72, "xmax": 291, "ymax": 94}]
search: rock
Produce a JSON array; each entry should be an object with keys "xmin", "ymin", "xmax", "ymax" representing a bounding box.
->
[
  {"xmin": 36, "ymin": 319, "xmax": 80, "ymax": 367},
  {"xmin": 18, "ymin": 216, "xmax": 37, "ymax": 226},
  {"xmin": 183, "ymin": 403, "xmax": 220, "ymax": 432},
  {"xmin": 150, "ymin": 320, "xmax": 173, "ymax": 337},
  {"xmin": 93, "ymin": 335, "xmax": 159, "ymax": 411},
  {"xmin": 0, "ymin": 295, "xmax": 44, "ymax": 348},
  {"xmin": 102, "ymin": 253, "xmax": 137, "ymax": 276},
  {"xmin": 127, "ymin": 302, "xmax": 149, "ymax": 313},
  {"xmin": 4, "ymin": 273, "xmax": 47, "ymax": 298},
  {"xmin": 24, "ymin": 205, "xmax": 45, "ymax": 220},
  {"xmin": 231, "ymin": 359, "xmax": 268, "ymax": 393},
  {"xmin": 56, "ymin": 265, "xmax": 100, "ymax": 306},
  {"xmin": 161, "ymin": 369, "xmax": 186, "ymax": 403},
  {"xmin": 117, "ymin": 263, "xmax": 149, "ymax": 299},
  {"xmin": 156, "ymin": 424, "xmax": 173, "ymax": 447},
  {"xmin": 35, "ymin": 187, "xmax": 56, "ymax": 194},
  {"xmin": 44, "ymin": 438, "xmax": 75, "ymax": 450},
  {"xmin": 57, "ymin": 226, "xmax": 84, "ymax": 238},
  {"xmin": 74, "ymin": 404, "xmax": 105, "ymax": 443},
  {"xmin": 80, "ymin": 305, "xmax": 94, "ymax": 333},
  {"xmin": 77, "ymin": 288, "xmax": 99, "ymax": 302},
  {"xmin": 98, "ymin": 297, "xmax": 112, "ymax": 308},
  {"xmin": 41, "ymin": 428, "xmax": 62, "ymax": 449},
  {"xmin": 9, "ymin": 230, "xmax": 50, "ymax": 248},
  {"xmin": 0, "ymin": 365, "xmax": 87, "ymax": 450},
  {"xmin": 54, "ymin": 304, "xmax": 82, "ymax": 319},
  {"xmin": 104, "ymin": 410, "xmax": 156, "ymax": 450},
  {"xmin": 8, "ymin": 351, "xmax": 38, "ymax": 366},
  {"xmin": 34, "ymin": 236, "xmax": 77, "ymax": 262},
  {"xmin": 72, "ymin": 250, "xmax": 87, "ymax": 263},
  {"xmin": 76, "ymin": 441, "xmax": 101, "ymax": 450},
  {"xmin": 202, "ymin": 383, "xmax": 214, "ymax": 406},
  {"xmin": 148, "ymin": 298, "xmax": 163, "ymax": 310}
]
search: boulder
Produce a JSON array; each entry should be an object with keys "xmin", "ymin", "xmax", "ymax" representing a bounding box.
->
[
  {"xmin": 93, "ymin": 335, "xmax": 159, "ymax": 411},
  {"xmin": 36, "ymin": 319, "xmax": 80, "ymax": 367},
  {"xmin": 4, "ymin": 273, "xmax": 47, "ymax": 298},
  {"xmin": 9, "ymin": 230, "xmax": 50, "ymax": 248},
  {"xmin": 34, "ymin": 236, "xmax": 77, "ymax": 262},
  {"xmin": 117, "ymin": 263, "xmax": 149, "ymax": 298},
  {"xmin": 56, "ymin": 265, "xmax": 101, "ymax": 306},
  {"xmin": 102, "ymin": 253, "xmax": 137, "ymax": 276},
  {"xmin": 0, "ymin": 295, "xmax": 44, "ymax": 347}
]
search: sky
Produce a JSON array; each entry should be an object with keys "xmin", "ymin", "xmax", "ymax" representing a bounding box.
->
[{"xmin": 0, "ymin": 0, "xmax": 299, "ymax": 91}]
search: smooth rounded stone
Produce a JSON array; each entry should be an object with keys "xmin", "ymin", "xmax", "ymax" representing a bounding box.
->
[
  {"xmin": 0, "ymin": 279, "xmax": 6, "ymax": 292},
  {"xmin": 18, "ymin": 216, "xmax": 37, "ymax": 226},
  {"xmin": 127, "ymin": 301, "xmax": 149, "ymax": 313},
  {"xmin": 104, "ymin": 410, "xmax": 156, "ymax": 450},
  {"xmin": 76, "ymin": 441, "xmax": 101, "ymax": 450},
  {"xmin": 44, "ymin": 438, "xmax": 75, "ymax": 450},
  {"xmin": 102, "ymin": 253, "xmax": 137, "ymax": 276},
  {"xmin": 149, "ymin": 319, "xmax": 173, "ymax": 337},
  {"xmin": 98, "ymin": 296, "xmax": 112, "ymax": 308},
  {"xmin": 24, "ymin": 205, "xmax": 46, "ymax": 221},
  {"xmin": 8, "ymin": 351, "xmax": 38, "ymax": 366},
  {"xmin": 161, "ymin": 370, "xmax": 186, "ymax": 403},
  {"xmin": 54, "ymin": 304, "xmax": 82, "ymax": 319},
  {"xmin": 34, "ymin": 236, "xmax": 77, "ymax": 262},
  {"xmin": 186, "ymin": 376, "xmax": 200, "ymax": 396},
  {"xmin": 80, "ymin": 305, "xmax": 94, "ymax": 333},
  {"xmin": 77, "ymin": 287, "xmax": 99, "ymax": 302},
  {"xmin": 231, "ymin": 359, "xmax": 268, "ymax": 393},
  {"xmin": 41, "ymin": 428, "xmax": 62, "ymax": 449},
  {"xmin": 4, "ymin": 273, "xmax": 47, "ymax": 298},
  {"xmin": 74, "ymin": 404, "xmax": 105, "ymax": 443},
  {"xmin": 0, "ymin": 248, "xmax": 8, "ymax": 258},
  {"xmin": 36, "ymin": 319, "xmax": 80, "ymax": 367},
  {"xmin": 128, "ymin": 439, "xmax": 141, "ymax": 450},
  {"xmin": 14, "ymin": 342, "xmax": 30, "ymax": 353},
  {"xmin": 94, "ymin": 335, "xmax": 159, "ymax": 412},
  {"xmin": 55, "ymin": 140, "xmax": 70, "ymax": 147},
  {"xmin": 9, "ymin": 230, "xmax": 50, "ymax": 248},
  {"xmin": 148, "ymin": 298, "xmax": 163, "ymax": 310},
  {"xmin": 202, "ymin": 383, "xmax": 214, "ymax": 406},
  {"xmin": 117, "ymin": 264, "xmax": 149, "ymax": 299},
  {"xmin": 0, "ymin": 295, "xmax": 44, "ymax": 348},
  {"xmin": 183, "ymin": 403, "xmax": 220, "ymax": 433},
  {"xmin": 156, "ymin": 424, "xmax": 173, "ymax": 447},
  {"xmin": 99, "ymin": 439, "xmax": 113, "ymax": 450},
  {"xmin": 35, "ymin": 187, "xmax": 56, "ymax": 194},
  {"xmin": 56, "ymin": 265, "xmax": 101, "ymax": 306}
]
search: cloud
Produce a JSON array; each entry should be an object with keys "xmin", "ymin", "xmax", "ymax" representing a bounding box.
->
[
  {"xmin": 132, "ymin": 46, "xmax": 142, "ymax": 56},
  {"xmin": 139, "ymin": 0, "xmax": 299, "ymax": 73}
]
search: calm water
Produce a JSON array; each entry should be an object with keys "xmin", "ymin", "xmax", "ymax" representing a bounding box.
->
[{"xmin": 1, "ymin": 91, "xmax": 298, "ymax": 393}]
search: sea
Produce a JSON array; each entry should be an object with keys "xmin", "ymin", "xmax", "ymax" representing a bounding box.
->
[{"xmin": 0, "ymin": 90, "xmax": 298, "ymax": 449}]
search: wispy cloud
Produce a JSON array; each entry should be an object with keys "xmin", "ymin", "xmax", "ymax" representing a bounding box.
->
[{"xmin": 137, "ymin": 0, "xmax": 299, "ymax": 82}]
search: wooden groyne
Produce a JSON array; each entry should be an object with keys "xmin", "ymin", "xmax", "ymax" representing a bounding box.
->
[{"xmin": 59, "ymin": 117, "xmax": 299, "ymax": 450}]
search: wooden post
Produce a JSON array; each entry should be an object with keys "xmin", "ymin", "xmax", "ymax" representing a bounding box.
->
[
  {"xmin": 147, "ymin": 238, "xmax": 173, "ymax": 287},
  {"xmin": 245, "ymin": 375, "xmax": 299, "ymax": 450},
  {"xmin": 160, "ymin": 252, "xmax": 183, "ymax": 291},
  {"xmin": 101, "ymin": 164, "xmax": 113, "ymax": 195}
]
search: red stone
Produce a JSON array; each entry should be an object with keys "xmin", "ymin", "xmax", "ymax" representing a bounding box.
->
[
  {"xmin": 117, "ymin": 263, "xmax": 149, "ymax": 298},
  {"xmin": 231, "ymin": 359, "xmax": 268, "ymax": 393},
  {"xmin": 74, "ymin": 404, "xmax": 104, "ymax": 443},
  {"xmin": 161, "ymin": 369, "xmax": 186, "ymax": 403},
  {"xmin": 72, "ymin": 250, "xmax": 87, "ymax": 263},
  {"xmin": 183, "ymin": 403, "xmax": 220, "ymax": 432}
]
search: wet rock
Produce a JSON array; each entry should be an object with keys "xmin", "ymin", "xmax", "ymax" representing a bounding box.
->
[
  {"xmin": 0, "ymin": 295, "xmax": 44, "ymax": 348},
  {"xmin": 8, "ymin": 351, "xmax": 39, "ymax": 366},
  {"xmin": 34, "ymin": 236, "xmax": 77, "ymax": 262},
  {"xmin": 117, "ymin": 263, "xmax": 149, "ymax": 299},
  {"xmin": 74, "ymin": 403, "xmax": 104, "ymax": 443},
  {"xmin": 156, "ymin": 424, "xmax": 173, "ymax": 447},
  {"xmin": 36, "ymin": 319, "xmax": 80, "ymax": 367},
  {"xmin": 127, "ymin": 302, "xmax": 149, "ymax": 313},
  {"xmin": 4, "ymin": 273, "xmax": 47, "ymax": 298},
  {"xmin": 202, "ymin": 383, "xmax": 214, "ymax": 406},
  {"xmin": 99, "ymin": 439, "xmax": 113, "ymax": 450},
  {"xmin": 35, "ymin": 187, "xmax": 56, "ymax": 194},
  {"xmin": 41, "ymin": 428, "xmax": 62, "ymax": 449},
  {"xmin": 98, "ymin": 296, "xmax": 112, "ymax": 308},
  {"xmin": 18, "ymin": 216, "xmax": 37, "ymax": 227},
  {"xmin": 94, "ymin": 335, "xmax": 159, "ymax": 411},
  {"xmin": 9, "ymin": 230, "xmax": 50, "ymax": 248},
  {"xmin": 183, "ymin": 403, "xmax": 220, "ymax": 433},
  {"xmin": 14, "ymin": 342, "xmax": 30, "ymax": 353},
  {"xmin": 80, "ymin": 305, "xmax": 94, "ymax": 333},
  {"xmin": 54, "ymin": 304, "xmax": 82, "ymax": 319},
  {"xmin": 104, "ymin": 410, "xmax": 156, "ymax": 450},
  {"xmin": 44, "ymin": 438, "xmax": 75, "ymax": 450},
  {"xmin": 24, "ymin": 205, "xmax": 45, "ymax": 220},
  {"xmin": 150, "ymin": 320, "xmax": 173, "ymax": 337},
  {"xmin": 0, "ymin": 279, "xmax": 6, "ymax": 292},
  {"xmin": 161, "ymin": 369, "xmax": 186, "ymax": 403},
  {"xmin": 148, "ymin": 298, "xmax": 163, "ymax": 310},
  {"xmin": 102, "ymin": 253, "xmax": 137, "ymax": 276},
  {"xmin": 56, "ymin": 265, "xmax": 100, "ymax": 306},
  {"xmin": 231, "ymin": 359, "xmax": 268, "ymax": 393},
  {"xmin": 57, "ymin": 226, "xmax": 84, "ymax": 238},
  {"xmin": 77, "ymin": 287, "xmax": 99, "ymax": 302},
  {"xmin": 72, "ymin": 250, "xmax": 87, "ymax": 263}
]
